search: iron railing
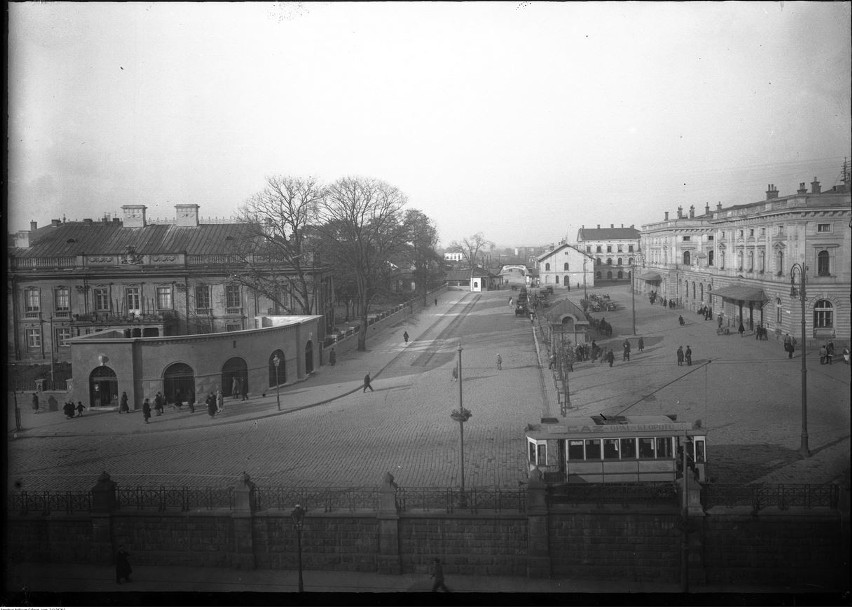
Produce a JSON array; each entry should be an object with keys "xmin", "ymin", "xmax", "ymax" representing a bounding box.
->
[
  {"xmin": 252, "ymin": 487, "xmax": 380, "ymax": 513},
  {"xmin": 548, "ymin": 482, "xmax": 680, "ymax": 507},
  {"xmin": 115, "ymin": 485, "xmax": 234, "ymax": 511},
  {"xmin": 9, "ymin": 491, "xmax": 93, "ymax": 515},
  {"xmin": 396, "ymin": 487, "xmax": 526, "ymax": 513},
  {"xmin": 701, "ymin": 484, "xmax": 839, "ymax": 511}
]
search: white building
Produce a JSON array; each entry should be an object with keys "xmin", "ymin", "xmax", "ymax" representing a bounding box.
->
[{"xmin": 536, "ymin": 243, "xmax": 596, "ymax": 290}]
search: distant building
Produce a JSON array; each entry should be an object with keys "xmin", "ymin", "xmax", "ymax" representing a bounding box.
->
[
  {"xmin": 576, "ymin": 224, "xmax": 641, "ymax": 281},
  {"xmin": 443, "ymin": 251, "xmax": 464, "ymax": 262},
  {"xmin": 536, "ymin": 243, "xmax": 595, "ymax": 290},
  {"xmin": 445, "ymin": 266, "xmax": 497, "ymax": 292}
]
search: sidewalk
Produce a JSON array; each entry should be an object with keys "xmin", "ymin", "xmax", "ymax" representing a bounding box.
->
[{"xmin": 7, "ymin": 292, "xmax": 472, "ymax": 439}]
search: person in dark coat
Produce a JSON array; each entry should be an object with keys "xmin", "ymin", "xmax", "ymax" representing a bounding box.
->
[
  {"xmin": 431, "ymin": 558, "xmax": 450, "ymax": 592},
  {"xmin": 119, "ymin": 392, "xmax": 129, "ymax": 414},
  {"xmin": 32, "ymin": 393, "xmax": 40, "ymax": 413},
  {"xmin": 63, "ymin": 401, "xmax": 75, "ymax": 418},
  {"xmin": 638, "ymin": 336, "xmax": 645, "ymax": 352},
  {"xmin": 685, "ymin": 346, "xmax": 692, "ymax": 366},
  {"xmin": 606, "ymin": 349, "xmax": 615, "ymax": 367},
  {"xmin": 329, "ymin": 348, "xmax": 336, "ymax": 366},
  {"xmin": 154, "ymin": 392, "xmax": 164, "ymax": 416},
  {"xmin": 403, "ymin": 331, "xmax": 409, "ymax": 344},
  {"xmin": 76, "ymin": 401, "xmax": 85, "ymax": 417},
  {"xmin": 676, "ymin": 346, "xmax": 684, "ymax": 366},
  {"xmin": 142, "ymin": 398, "xmax": 151, "ymax": 423},
  {"xmin": 622, "ymin": 339, "xmax": 631, "ymax": 361},
  {"xmin": 363, "ymin": 373, "xmax": 374, "ymax": 392},
  {"xmin": 784, "ymin": 333, "xmax": 794, "ymax": 359},
  {"xmin": 206, "ymin": 393, "xmax": 217, "ymax": 417},
  {"xmin": 738, "ymin": 322, "xmax": 745, "ymax": 336},
  {"xmin": 115, "ymin": 544, "xmax": 132, "ymax": 584}
]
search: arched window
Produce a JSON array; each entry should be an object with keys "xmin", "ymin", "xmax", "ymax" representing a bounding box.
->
[
  {"xmin": 606, "ymin": 271, "xmax": 612, "ymax": 279},
  {"xmin": 817, "ymin": 250, "xmax": 830, "ymax": 276},
  {"xmin": 708, "ymin": 250, "xmax": 714, "ymax": 267},
  {"xmin": 617, "ymin": 270, "xmax": 623, "ymax": 279},
  {"xmin": 606, "ymin": 258, "xmax": 612, "ymax": 266},
  {"xmin": 813, "ymin": 300, "xmax": 833, "ymax": 329},
  {"xmin": 685, "ymin": 279, "xmax": 689, "ymax": 298},
  {"xmin": 692, "ymin": 281, "xmax": 696, "ymax": 298},
  {"xmin": 545, "ymin": 263, "xmax": 551, "ymax": 271},
  {"xmin": 683, "ymin": 251, "xmax": 690, "ymax": 265},
  {"xmin": 737, "ymin": 251, "xmax": 743, "ymax": 270},
  {"xmin": 776, "ymin": 250, "xmax": 783, "ymax": 275},
  {"xmin": 759, "ymin": 250, "xmax": 765, "ymax": 273},
  {"xmin": 617, "ymin": 258, "xmax": 622, "ymax": 266},
  {"xmin": 775, "ymin": 297, "xmax": 782, "ymax": 325},
  {"xmin": 628, "ymin": 257, "xmax": 634, "ymax": 265},
  {"xmin": 596, "ymin": 271, "xmax": 602, "ymax": 279},
  {"xmin": 596, "ymin": 257, "xmax": 602, "ymax": 265},
  {"xmin": 747, "ymin": 250, "xmax": 754, "ymax": 271},
  {"xmin": 700, "ymin": 284, "xmax": 704, "ymax": 301},
  {"xmin": 563, "ymin": 262, "xmax": 569, "ymax": 271}
]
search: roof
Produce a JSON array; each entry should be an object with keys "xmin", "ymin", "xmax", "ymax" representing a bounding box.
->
[
  {"xmin": 9, "ymin": 221, "xmax": 259, "ymax": 258},
  {"xmin": 525, "ymin": 415, "xmax": 704, "ymax": 440},
  {"xmin": 543, "ymin": 298, "xmax": 589, "ymax": 326},
  {"xmin": 637, "ymin": 271, "xmax": 662, "ymax": 281},
  {"xmin": 577, "ymin": 227, "xmax": 641, "ymax": 242},
  {"xmin": 537, "ymin": 242, "xmax": 593, "ymax": 262},
  {"xmin": 711, "ymin": 283, "xmax": 769, "ymax": 303},
  {"xmin": 445, "ymin": 266, "xmax": 493, "ymax": 281}
]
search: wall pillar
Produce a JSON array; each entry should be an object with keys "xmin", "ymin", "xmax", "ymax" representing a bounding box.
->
[
  {"xmin": 376, "ymin": 472, "xmax": 402, "ymax": 574},
  {"xmin": 231, "ymin": 471, "xmax": 256, "ymax": 570},
  {"xmin": 526, "ymin": 467, "xmax": 551, "ymax": 578},
  {"xmin": 90, "ymin": 471, "xmax": 116, "ymax": 564}
]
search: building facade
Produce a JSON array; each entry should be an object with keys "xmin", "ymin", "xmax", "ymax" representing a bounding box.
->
[
  {"xmin": 536, "ymin": 243, "xmax": 596, "ymax": 289},
  {"xmin": 7, "ymin": 204, "xmax": 334, "ymax": 367},
  {"xmin": 576, "ymin": 224, "xmax": 641, "ymax": 281},
  {"xmin": 638, "ymin": 176, "xmax": 851, "ymax": 347}
]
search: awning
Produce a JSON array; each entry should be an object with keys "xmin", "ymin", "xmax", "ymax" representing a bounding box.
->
[
  {"xmin": 637, "ymin": 272, "xmax": 662, "ymax": 282},
  {"xmin": 711, "ymin": 284, "xmax": 768, "ymax": 303}
]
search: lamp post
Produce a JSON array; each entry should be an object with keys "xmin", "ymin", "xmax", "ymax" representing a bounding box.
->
[
  {"xmin": 631, "ymin": 262, "xmax": 637, "ymax": 336},
  {"xmin": 291, "ymin": 504, "xmax": 306, "ymax": 592},
  {"xmin": 451, "ymin": 342, "xmax": 472, "ymax": 508},
  {"xmin": 583, "ymin": 257, "xmax": 588, "ymax": 304},
  {"xmin": 790, "ymin": 263, "xmax": 810, "ymax": 458},
  {"xmin": 272, "ymin": 354, "xmax": 281, "ymax": 411}
]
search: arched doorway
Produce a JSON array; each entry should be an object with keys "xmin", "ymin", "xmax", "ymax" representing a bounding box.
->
[
  {"xmin": 563, "ymin": 276, "xmax": 569, "ymax": 287},
  {"xmin": 163, "ymin": 362, "xmax": 195, "ymax": 405},
  {"xmin": 304, "ymin": 341, "xmax": 314, "ymax": 375},
  {"xmin": 222, "ymin": 357, "xmax": 248, "ymax": 398},
  {"xmin": 89, "ymin": 366, "xmax": 118, "ymax": 407},
  {"xmin": 269, "ymin": 350, "xmax": 286, "ymax": 387}
]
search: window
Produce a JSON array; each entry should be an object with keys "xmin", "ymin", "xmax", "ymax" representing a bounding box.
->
[
  {"xmin": 683, "ymin": 251, "xmax": 690, "ymax": 265},
  {"xmin": 620, "ymin": 438, "xmax": 636, "ymax": 459},
  {"xmin": 749, "ymin": 229, "xmax": 754, "ymax": 237},
  {"xmin": 537, "ymin": 444, "xmax": 547, "ymax": 466},
  {"xmin": 195, "ymin": 285, "xmax": 211, "ymax": 312},
  {"xmin": 606, "ymin": 258, "xmax": 612, "ymax": 266},
  {"xmin": 617, "ymin": 271, "xmax": 623, "ymax": 279},
  {"xmin": 817, "ymin": 224, "xmax": 830, "ymax": 233},
  {"xmin": 545, "ymin": 263, "xmax": 551, "ymax": 271},
  {"xmin": 617, "ymin": 245, "xmax": 623, "ymax": 252},
  {"xmin": 776, "ymin": 298, "xmax": 782, "ymax": 325},
  {"xmin": 226, "ymin": 285, "xmax": 241, "ymax": 311},
  {"xmin": 737, "ymin": 251, "xmax": 743, "ymax": 270},
  {"xmin": 760, "ymin": 228, "xmax": 765, "ymax": 236},
  {"xmin": 617, "ymin": 258, "xmax": 622, "ymax": 266},
  {"xmin": 708, "ymin": 251, "xmax": 714, "ymax": 267},
  {"xmin": 817, "ymin": 250, "xmax": 830, "ymax": 276},
  {"xmin": 596, "ymin": 258, "xmax": 602, "ymax": 265},
  {"xmin": 603, "ymin": 439, "xmax": 620, "ymax": 459},
  {"xmin": 586, "ymin": 246, "xmax": 591, "ymax": 253},
  {"xmin": 126, "ymin": 287, "xmax": 141, "ymax": 312},
  {"xmin": 25, "ymin": 288, "xmax": 40, "ymax": 317},
  {"xmin": 568, "ymin": 440, "xmax": 584, "ymax": 460},
  {"xmin": 776, "ymin": 250, "xmax": 783, "ymax": 275},
  {"xmin": 739, "ymin": 230, "xmax": 744, "ymax": 238},
  {"xmin": 26, "ymin": 328, "xmax": 41, "ymax": 348},
  {"xmin": 596, "ymin": 246, "xmax": 602, "ymax": 253},
  {"xmin": 54, "ymin": 287, "xmax": 70, "ymax": 315},
  {"xmin": 529, "ymin": 442, "xmax": 536, "ymax": 464},
  {"xmin": 747, "ymin": 251, "xmax": 754, "ymax": 272},
  {"xmin": 94, "ymin": 288, "xmax": 110, "ymax": 311},
  {"xmin": 563, "ymin": 263, "xmax": 569, "ymax": 271},
  {"xmin": 156, "ymin": 286, "xmax": 173, "ymax": 310},
  {"xmin": 628, "ymin": 245, "xmax": 634, "ymax": 252},
  {"xmin": 682, "ymin": 236, "xmax": 691, "ymax": 242},
  {"xmin": 226, "ymin": 323, "xmax": 242, "ymax": 332},
  {"xmin": 814, "ymin": 300, "xmax": 833, "ymax": 329},
  {"xmin": 606, "ymin": 245, "xmax": 612, "ymax": 253},
  {"xmin": 759, "ymin": 251, "xmax": 765, "ymax": 273},
  {"xmin": 656, "ymin": 437, "xmax": 673, "ymax": 458},
  {"xmin": 777, "ymin": 225, "xmax": 784, "ymax": 234},
  {"xmin": 638, "ymin": 438, "xmax": 655, "ymax": 458},
  {"xmin": 585, "ymin": 439, "xmax": 601, "ymax": 460},
  {"xmin": 694, "ymin": 440, "xmax": 706, "ymax": 463},
  {"xmin": 56, "ymin": 327, "xmax": 72, "ymax": 347},
  {"xmin": 628, "ymin": 257, "xmax": 634, "ymax": 265}
]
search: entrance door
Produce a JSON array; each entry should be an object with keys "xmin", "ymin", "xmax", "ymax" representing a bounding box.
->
[
  {"xmin": 222, "ymin": 357, "xmax": 248, "ymax": 398},
  {"xmin": 163, "ymin": 362, "xmax": 195, "ymax": 405},
  {"xmin": 89, "ymin": 366, "xmax": 118, "ymax": 407}
]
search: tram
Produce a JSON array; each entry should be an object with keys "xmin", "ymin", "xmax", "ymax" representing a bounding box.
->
[{"xmin": 525, "ymin": 414, "xmax": 707, "ymax": 483}]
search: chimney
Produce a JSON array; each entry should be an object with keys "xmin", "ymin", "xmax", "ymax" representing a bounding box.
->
[
  {"xmin": 620, "ymin": 224, "xmax": 624, "ymax": 228},
  {"xmin": 810, "ymin": 177, "xmax": 821, "ymax": 194},
  {"xmin": 677, "ymin": 206, "xmax": 683, "ymax": 219},
  {"xmin": 716, "ymin": 202, "xmax": 722, "ymax": 211},
  {"xmin": 30, "ymin": 220, "xmax": 37, "ymax": 231},
  {"xmin": 766, "ymin": 184, "xmax": 779, "ymax": 200},
  {"xmin": 664, "ymin": 211, "xmax": 670, "ymax": 221},
  {"xmin": 689, "ymin": 205, "xmax": 695, "ymax": 219},
  {"xmin": 597, "ymin": 224, "xmax": 600, "ymax": 229},
  {"xmin": 610, "ymin": 224, "xmax": 614, "ymax": 229},
  {"xmin": 797, "ymin": 182, "xmax": 807, "ymax": 195},
  {"xmin": 705, "ymin": 202, "xmax": 710, "ymax": 215},
  {"xmin": 121, "ymin": 205, "xmax": 147, "ymax": 228},
  {"xmin": 15, "ymin": 230, "xmax": 31, "ymax": 248},
  {"xmin": 175, "ymin": 204, "xmax": 200, "ymax": 227},
  {"xmin": 51, "ymin": 219, "xmax": 61, "ymax": 227}
]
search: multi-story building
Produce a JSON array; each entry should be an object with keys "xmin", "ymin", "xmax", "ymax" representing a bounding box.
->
[
  {"xmin": 576, "ymin": 224, "xmax": 641, "ymax": 281},
  {"xmin": 536, "ymin": 242, "xmax": 596, "ymax": 290},
  {"xmin": 638, "ymin": 174, "xmax": 851, "ymax": 347},
  {"xmin": 7, "ymin": 204, "xmax": 334, "ymax": 367}
]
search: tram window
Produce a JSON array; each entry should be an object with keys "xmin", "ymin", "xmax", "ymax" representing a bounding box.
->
[
  {"xmin": 620, "ymin": 438, "xmax": 636, "ymax": 459},
  {"xmin": 537, "ymin": 444, "xmax": 547, "ymax": 465},
  {"xmin": 656, "ymin": 437, "xmax": 673, "ymax": 458},
  {"xmin": 585, "ymin": 439, "xmax": 601, "ymax": 460},
  {"xmin": 529, "ymin": 441, "xmax": 537, "ymax": 464},
  {"xmin": 603, "ymin": 439, "xmax": 620, "ymax": 459},
  {"xmin": 638, "ymin": 438, "xmax": 655, "ymax": 458},
  {"xmin": 695, "ymin": 440, "xmax": 706, "ymax": 463},
  {"xmin": 568, "ymin": 440, "xmax": 584, "ymax": 460}
]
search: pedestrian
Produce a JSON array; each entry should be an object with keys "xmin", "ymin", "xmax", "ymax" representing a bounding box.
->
[
  {"xmin": 718, "ymin": 314, "xmax": 723, "ymax": 329},
  {"xmin": 76, "ymin": 401, "xmax": 85, "ymax": 417},
  {"xmin": 819, "ymin": 345, "xmax": 827, "ymax": 365},
  {"xmin": 115, "ymin": 544, "xmax": 132, "ymax": 584},
  {"xmin": 232, "ymin": 377, "xmax": 240, "ymax": 399},
  {"xmin": 784, "ymin": 333, "xmax": 794, "ymax": 359},
  {"xmin": 678, "ymin": 315, "xmax": 685, "ymax": 326},
  {"xmin": 496, "ymin": 353, "xmax": 502, "ymax": 370},
  {"xmin": 590, "ymin": 341, "xmax": 599, "ymax": 362},
  {"xmin": 451, "ymin": 364, "xmax": 458, "ymax": 382},
  {"xmin": 843, "ymin": 347, "xmax": 850, "ymax": 365},
  {"xmin": 508, "ymin": 297, "xmax": 513, "ymax": 308},
  {"xmin": 119, "ymin": 391, "xmax": 129, "ymax": 414},
  {"xmin": 738, "ymin": 322, "xmax": 745, "ymax": 337},
  {"xmin": 363, "ymin": 373, "xmax": 374, "ymax": 392},
  {"xmin": 622, "ymin": 339, "xmax": 631, "ymax": 361},
  {"xmin": 826, "ymin": 342, "xmax": 835, "ymax": 365},
  {"xmin": 154, "ymin": 392, "xmax": 164, "ymax": 416},
  {"xmin": 188, "ymin": 387, "xmax": 195, "ymax": 412},
  {"xmin": 207, "ymin": 393, "xmax": 217, "ymax": 418},
  {"xmin": 434, "ymin": 298, "xmax": 438, "ymax": 306},
  {"xmin": 329, "ymin": 347, "xmax": 336, "ymax": 366},
  {"xmin": 676, "ymin": 346, "xmax": 684, "ymax": 366},
  {"xmin": 63, "ymin": 401, "xmax": 75, "ymax": 418},
  {"xmin": 32, "ymin": 392, "xmax": 40, "ymax": 413},
  {"xmin": 638, "ymin": 336, "xmax": 644, "ymax": 352},
  {"xmin": 606, "ymin": 349, "xmax": 615, "ymax": 367},
  {"xmin": 403, "ymin": 331, "xmax": 409, "ymax": 344},
  {"xmin": 142, "ymin": 398, "xmax": 151, "ymax": 423},
  {"xmin": 685, "ymin": 345, "xmax": 692, "ymax": 366},
  {"xmin": 241, "ymin": 380, "xmax": 248, "ymax": 401},
  {"xmin": 431, "ymin": 558, "xmax": 450, "ymax": 592},
  {"xmin": 174, "ymin": 389, "xmax": 183, "ymax": 409},
  {"xmin": 217, "ymin": 389, "xmax": 224, "ymax": 413}
]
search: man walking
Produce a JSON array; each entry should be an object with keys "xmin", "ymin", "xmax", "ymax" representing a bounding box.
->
[
  {"xmin": 638, "ymin": 336, "xmax": 644, "ymax": 352},
  {"xmin": 676, "ymin": 346, "xmax": 684, "ymax": 366},
  {"xmin": 496, "ymin": 353, "xmax": 502, "ymax": 370},
  {"xmin": 431, "ymin": 558, "xmax": 450, "ymax": 592},
  {"xmin": 606, "ymin": 349, "xmax": 615, "ymax": 367},
  {"xmin": 142, "ymin": 398, "xmax": 151, "ymax": 423},
  {"xmin": 363, "ymin": 373, "xmax": 374, "ymax": 392},
  {"xmin": 784, "ymin": 333, "xmax": 794, "ymax": 359},
  {"xmin": 154, "ymin": 392, "xmax": 164, "ymax": 416},
  {"xmin": 685, "ymin": 345, "xmax": 692, "ymax": 366},
  {"xmin": 32, "ymin": 392, "xmax": 39, "ymax": 413},
  {"xmin": 403, "ymin": 331, "xmax": 409, "ymax": 344},
  {"xmin": 622, "ymin": 339, "xmax": 631, "ymax": 361}
]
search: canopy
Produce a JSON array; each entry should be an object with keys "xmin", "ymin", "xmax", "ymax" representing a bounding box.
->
[
  {"xmin": 711, "ymin": 284, "xmax": 768, "ymax": 303},
  {"xmin": 637, "ymin": 271, "xmax": 662, "ymax": 281}
]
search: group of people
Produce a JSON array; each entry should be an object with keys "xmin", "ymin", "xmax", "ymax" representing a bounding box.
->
[
  {"xmin": 818, "ymin": 342, "xmax": 837, "ymax": 365},
  {"xmin": 62, "ymin": 400, "xmax": 86, "ymax": 418},
  {"xmin": 676, "ymin": 345, "xmax": 694, "ymax": 366},
  {"xmin": 697, "ymin": 305, "xmax": 714, "ymax": 321},
  {"xmin": 649, "ymin": 290, "xmax": 679, "ymax": 310}
]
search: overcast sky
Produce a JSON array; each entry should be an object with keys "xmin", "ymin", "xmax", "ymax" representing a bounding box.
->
[{"xmin": 8, "ymin": 2, "xmax": 851, "ymax": 247}]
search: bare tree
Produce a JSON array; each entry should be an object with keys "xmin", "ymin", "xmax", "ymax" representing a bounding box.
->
[
  {"xmin": 230, "ymin": 175, "xmax": 325, "ymax": 315},
  {"xmin": 318, "ymin": 177, "xmax": 409, "ymax": 351},
  {"xmin": 449, "ymin": 232, "xmax": 494, "ymax": 274}
]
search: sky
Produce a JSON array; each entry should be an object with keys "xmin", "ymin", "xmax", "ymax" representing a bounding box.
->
[{"xmin": 7, "ymin": 2, "xmax": 851, "ymax": 248}]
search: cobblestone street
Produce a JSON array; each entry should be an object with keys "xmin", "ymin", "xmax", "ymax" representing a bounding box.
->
[{"xmin": 7, "ymin": 285, "xmax": 849, "ymax": 493}]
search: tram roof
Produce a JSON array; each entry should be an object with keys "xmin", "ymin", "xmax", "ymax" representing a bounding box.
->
[{"xmin": 526, "ymin": 415, "xmax": 705, "ymax": 440}]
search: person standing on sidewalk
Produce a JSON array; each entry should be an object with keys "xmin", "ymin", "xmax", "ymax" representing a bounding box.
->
[
  {"xmin": 638, "ymin": 336, "xmax": 644, "ymax": 352},
  {"xmin": 622, "ymin": 339, "xmax": 631, "ymax": 361},
  {"xmin": 496, "ymin": 354, "xmax": 502, "ymax": 370},
  {"xmin": 363, "ymin": 373, "xmax": 374, "ymax": 392},
  {"xmin": 32, "ymin": 392, "xmax": 40, "ymax": 413},
  {"xmin": 676, "ymin": 346, "xmax": 684, "ymax": 366},
  {"xmin": 685, "ymin": 345, "xmax": 692, "ymax": 366},
  {"xmin": 154, "ymin": 392, "xmax": 164, "ymax": 416},
  {"xmin": 216, "ymin": 389, "xmax": 224, "ymax": 413},
  {"xmin": 403, "ymin": 331, "xmax": 409, "ymax": 344},
  {"xmin": 431, "ymin": 558, "xmax": 450, "ymax": 592},
  {"xmin": 119, "ymin": 392, "xmax": 129, "ymax": 414},
  {"xmin": 142, "ymin": 398, "xmax": 151, "ymax": 423},
  {"xmin": 329, "ymin": 347, "xmax": 336, "ymax": 366},
  {"xmin": 206, "ymin": 393, "xmax": 217, "ymax": 418},
  {"xmin": 76, "ymin": 401, "xmax": 86, "ymax": 417},
  {"xmin": 115, "ymin": 544, "xmax": 132, "ymax": 584},
  {"xmin": 784, "ymin": 333, "xmax": 795, "ymax": 359}
]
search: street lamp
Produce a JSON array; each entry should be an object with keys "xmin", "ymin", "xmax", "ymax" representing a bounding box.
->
[
  {"xmin": 451, "ymin": 342, "xmax": 472, "ymax": 508},
  {"xmin": 291, "ymin": 503, "xmax": 306, "ymax": 592},
  {"xmin": 790, "ymin": 263, "xmax": 810, "ymax": 458},
  {"xmin": 272, "ymin": 354, "xmax": 281, "ymax": 411},
  {"xmin": 631, "ymin": 262, "xmax": 637, "ymax": 336}
]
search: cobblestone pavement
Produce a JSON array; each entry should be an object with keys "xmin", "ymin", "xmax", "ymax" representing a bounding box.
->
[{"xmin": 6, "ymin": 285, "xmax": 849, "ymax": 493}]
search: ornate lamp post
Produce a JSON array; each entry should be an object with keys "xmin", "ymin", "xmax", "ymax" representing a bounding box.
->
[
  {"xmin": 790, "ymin": 263, "xmax": 809, "ymax": 458},
  {"xmin": 291, "ymin": 504, "xmax": 306, "ymax": 592},
  {"xmin": 451, "ymin": 342, "xmax": 472, "ymax": 508},
  {"xmin": 272, "ymin": 354, "xmax": 281, "ymax": 411}
]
